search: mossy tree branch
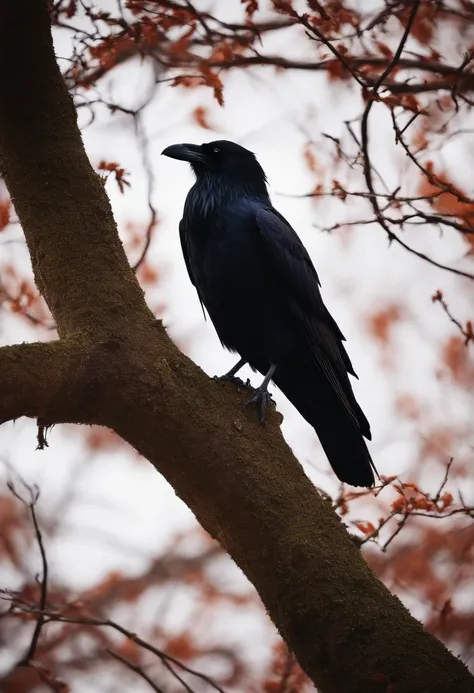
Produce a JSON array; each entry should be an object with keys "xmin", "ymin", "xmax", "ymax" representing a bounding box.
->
[
  {"xmin": 0, "ymin": 342, "xmax": 92, "ymax": 425},
  {"xmin": 0, "ymin": 2, "xmax": 472, "ymax": 692}
]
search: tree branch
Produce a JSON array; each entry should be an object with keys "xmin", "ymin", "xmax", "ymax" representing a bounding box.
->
[
  {"xmin": 0, "ymin": 3, "xmax": 473, "ymax": 692},
  {"xmin": 0, "ymin": 341, "xmax": 100, "ymax": 425},
  {"xmin": 211, "ymin": 55, "xmax": 474, "ymax": 94},
  {"xmin": 0, "ymin": 0, "xmax": 153, "ymax": 341}
]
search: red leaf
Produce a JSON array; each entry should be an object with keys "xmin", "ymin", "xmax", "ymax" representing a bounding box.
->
[
  {"xmin": 192, "ymin": 106, "xmax": 213, "ymax": 130},
  {"xmin": 355, "ymin": 521, "xmax": 376, "ymax": 536},
  {"xmin": 0, "ymin": 199, "xmax": 11, "ymax": 231}
]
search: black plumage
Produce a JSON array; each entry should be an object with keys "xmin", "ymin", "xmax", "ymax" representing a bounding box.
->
[{"xmin": 162, "ymin": 140, "xmax": 377, "ymax": 487}]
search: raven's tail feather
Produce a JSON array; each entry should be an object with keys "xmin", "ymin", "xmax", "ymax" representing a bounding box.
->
[{"xmin": 273, "ymin": 361, "xmax": 377, "ymax": 487}]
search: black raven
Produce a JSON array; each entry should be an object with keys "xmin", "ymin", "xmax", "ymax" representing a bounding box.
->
[{"xmin": 162, "ymin": 140, "xmax": 377, "ymax": 487}]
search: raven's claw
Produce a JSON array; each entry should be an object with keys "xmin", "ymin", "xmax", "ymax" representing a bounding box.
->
[
  {"xmin": 213, "ymin": 373, "xmax": 248, "ymax": 388},
  {"xmin": 213, "ymin": 357, "xmax": 248, "ymax": 387},
  {"xmin": 243, "ymin": 387, "xmax": 275, "ymax": 423}
]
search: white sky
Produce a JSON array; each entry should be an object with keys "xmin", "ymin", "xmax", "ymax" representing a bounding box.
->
[{"xmin": 1, "ymin": 2, "xmax": 474, "ymax": 688}]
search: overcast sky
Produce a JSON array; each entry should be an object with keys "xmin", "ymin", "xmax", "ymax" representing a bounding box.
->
[{"xmin": 1, "ymin": 3, "xmax": 473, "ymax": 687}]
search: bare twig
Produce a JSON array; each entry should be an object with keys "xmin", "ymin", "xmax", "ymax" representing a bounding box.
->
[
  {"xmin": 434, "ymin": 459, "xmax": 454, "ymax": 504},
  {"xmin": 108, "ymin": 648, "xmax": 166, "ymax": 693},
  {"xmin": 1, "ymin": 606, "xmax": 227, "ymax": 693},
  {"xmin": 356, "ymin": 1, "xmax": 474, "ymax": 282},
  {"xmin": 390, "ymin": 110, "xmax": 473, "ymax": 204},
  {"xmin": 432, "ymin": 292, "xmax": 474, "ymax": 345},
  {"xmin": 7, "ymin": 482, "xmax": 49, "ymax": 665},
  {"xmin": 132, "ymin": 110, "xmax": 158, "ymax": 272}
]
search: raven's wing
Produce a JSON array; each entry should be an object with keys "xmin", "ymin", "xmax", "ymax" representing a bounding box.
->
[
  {"xmin": 179, "ymin": 219, "xmax": 206, "ymax": 320},
  {"xmin": 255, "ymin": 207, "xmax": 371, "ymax": 439},
  {"xmin": 257, "ymin": 209, "xmax": 349, "ymax": 338}
]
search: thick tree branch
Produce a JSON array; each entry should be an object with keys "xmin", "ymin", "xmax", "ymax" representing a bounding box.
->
[
  {"xmin": 0, "ymin": 1, "xmax": 154, "ymax": 342},
  {"xmin": 0, "ymin": 341, "xmax": 99, "ymax": 425},
  {"xmin": 0, "ymin": 3, "xmax": 473, "ymax": 693}
]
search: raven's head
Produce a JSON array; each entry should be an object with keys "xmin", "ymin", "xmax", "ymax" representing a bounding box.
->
[{"xmin": 162, "ymin": 140, "xmax": 268, "ymax": 195}]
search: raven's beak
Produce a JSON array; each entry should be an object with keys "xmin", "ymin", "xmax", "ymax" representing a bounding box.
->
[{"xmin": 161, "ymin": 143, "xmax": 206, "ymax": 164}]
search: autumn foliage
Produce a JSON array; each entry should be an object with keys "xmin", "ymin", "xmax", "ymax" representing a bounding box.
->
[{"xmin": 1, "ymin": 1, "xmax": 474, "ymax": 691}]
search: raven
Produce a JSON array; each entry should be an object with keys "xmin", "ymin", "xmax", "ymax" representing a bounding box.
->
[{"xmin": 162, "ymin": 140, "xmax": 377, "ymax": 487}]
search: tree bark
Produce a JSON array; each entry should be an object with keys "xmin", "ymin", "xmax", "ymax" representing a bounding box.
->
[{"xmin": 0, "ymin": 2, "xmax": 472, "ymax": 692}]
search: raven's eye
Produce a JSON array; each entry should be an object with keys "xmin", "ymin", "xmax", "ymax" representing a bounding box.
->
[{"xmin": 213, "ymin": 147, "xmax": 220, "ymax": 154}]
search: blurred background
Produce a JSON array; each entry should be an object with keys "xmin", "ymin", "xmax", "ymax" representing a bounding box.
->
[{"xmin": 0, "ymin": 1, "xmax": 473, "ymax": 690}]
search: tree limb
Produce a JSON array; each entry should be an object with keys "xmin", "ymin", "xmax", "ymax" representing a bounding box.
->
[
  {"xmin": 0, "ymin": 2, "xmax": 472, "ymax": 692},
  {"xmin": 0, "ymin": 341, "xmax": 99, "ymax": 425},
  {"xmin": 0, "ymin": 0, "xmax": 153, "ymax": 341},
  {"xmin": 211, "ymin": 55, "xmax": 474, "ymax": 94}
]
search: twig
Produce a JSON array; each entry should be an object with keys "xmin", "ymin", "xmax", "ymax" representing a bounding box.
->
[
  {"xmin": 132, "ymin": 110, "xmax": 158, "ymax": 272},
  {"xmin": 434, "ymin": 459, "xmax": 454, "ymax": 504},
  {"xmin": 3, "ymin": 610, "xmax": 227, "ymax": 693},
  {"xmin": 108, "ymin": 648, "xmax": 166, "ymax": 693},
  {"xmin": 296, "ymin": 15, "xmax": 367, "ymax": 89},
  {"xmin": 7, "ymin": 482, "xmax": 49, "ymax": 665},
  {"xmin": 384, "ymin": 232, "xmax": 474, "ymax": 282},
  {"xmin": 161, "ymin": 657, "xmax": 195, "ymax": 693},
  {"xmin": 360, "ymin": 0, "xmax": 421, "ymax": 205},
  {"xmin": 382, "ymin": 515, "xmax": 409, "ymax": 552},
  {"xmin": 358, "ymin": 1, "xmax": 474, "ymax": 282},
  {"xmin": 432, "ymin": 291, "xmax": 474, "ymax": 344},
  {"xmin": 390, "ymin": 110, "xmax": 473, "ymax": 203},
  {"xmin": 451, "ymin": 50, "xmax": 473, "ymax": 111}
]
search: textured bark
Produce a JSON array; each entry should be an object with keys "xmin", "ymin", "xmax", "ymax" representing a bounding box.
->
[
  {"xmin": 0, "ymin": 341, "xmax": 94, "ymax": 424},
  {"xmin": 0, "ymin": 2, "xmax": 473, "ymax": 692}
]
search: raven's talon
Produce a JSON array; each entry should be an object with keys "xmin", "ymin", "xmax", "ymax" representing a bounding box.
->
[
  {"xmin": 243, "ymin": 389, "xmax": 274, "ymax": 423},
  {"xmin": 213, "ymin": 374, "xmax": 248, "ymax": 388}
]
